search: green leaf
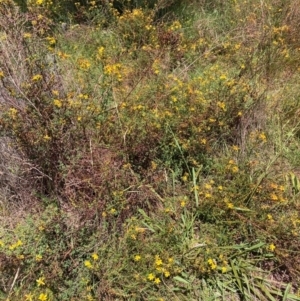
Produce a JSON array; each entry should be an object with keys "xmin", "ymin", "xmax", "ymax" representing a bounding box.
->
[
  {"xmin": 232, "ymin": 207, "xmax": 253, "ymax": 212},
  {"xmin": 138, "ymin": 208, "xmax": 150, "ymax": 220},
  {"xmin": 256, "ymin": 282, "xmax": 277, "ymax": 301},
  {"xmin": 141, "ymin": 221, "xmax": 155, "ymax": 233},
  {"xmin": 283, "ymin": 283, "xmax": 291, "ymax": 301},
  {"xmin": 230, "ymin": 260, "xmax": 243, "ymax": 294},
  {"xmin": 244, "ymin": 241, "xmax": 265, "ymax": 251},
  {"xmin": 173, "ymin": 276, "xmax": 190, "ymax": 285}
]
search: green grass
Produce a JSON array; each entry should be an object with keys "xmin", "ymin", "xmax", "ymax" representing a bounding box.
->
[{"xmin": 1, "ymin": 0, "xmax": 300, "ymax": 300}]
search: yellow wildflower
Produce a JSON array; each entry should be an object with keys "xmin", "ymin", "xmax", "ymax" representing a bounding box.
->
[
  {"xmin": 46, "ymin": 36, "xmax": 56, "ymax": 45},
  {"xmin": 164, "ymin": 270, "xmax": 170, "ymax": 277},
  {"xmin": 181, "ymin": 173, "xmax": 188, "ymax": 182},
  {"xmin": 227, "ymin": 202, "xmax": 234, "ymax": 209},
  {"xmin": 97, "ymin": 46, "xmax": 105, "ymax": 58},
  {"xmin": 36, "ymin": 254, "xmax": 43, "ymax": 262},
  {"xmin": 200, "ymin": 138, "xmax": 207, "ymax": 145},
  {"xmin": 86, "ymin": 294, "xmax": 94, "ymax": 301},
  {"xmin": 259, "ymin": 132, "xmax": 267, "ymax": 142},
  {"xmin": 57, "ymin": 51, "xmax": 70, "ymax": 59},
  {"xmin": 148, "ymin": 273, "xmax": 155, "ymax": 281},
  {"xmin": 8, "ymin": 108, "xmax": 18, "ymax": 120},
  {"xmin": 168, "ymin": 257, "xmax": 174, "ymax": 264},
  {"xmin": 171, "ymin": 96, "xmax": 178, "ymax": 102},
  {"xmin": 25, "ymin": 293, "xmax": 34, "ymax": 301},
  {"xmin": 154, "ymin": 278, "xmax": 161, "ymax": 284},
  {"xmin": 79, "ymin": 93, "xmax": 89, "ymax": 99},
  {"xmin": 92, "ymin": 253, "xmax": 99, "ymax": 261},
  {"xmin": 221, "ymin": 266, "xmax": 227, "ymax": 273},
  {"xmin": 169, "ymin": 20, "xmax": 181, "ymax": 30},
  {"xmin": 104, "ymin": 63, "xmax": 121, "ymax": 76},
  {"xmin": 217, "ymin": 101, "xmax": 226, "ymax": 111},
  {"xmin": 270, "ymin": 193, "xmax": 278, "ymax": 201},
  {"xmin": 43, "ymin": 134, "xmax": 51, "ymax": 141},
  {"xmin": 53, "ymin": 99, "xmax": 62, "ymax": 108},
  {"xmin": 151, "ymin": 161, "xmax": 157, "ymax": 170},
  {"xmin": 269, "ymin": 243, "xmax": 276, "ymax": 252},
  {"xmin": 84, "ymin": 260, "xmax": 93, "ymax": 269},
  {"xmin": 155, "ymin": 255, "xmax": 163, "ymax": 266},
  {"xmin": 38, "ymin": 293, "xmax": 47, "ymax": 301},
  {"xmin": 234, "ymin": 43, "xmax": 241, "ymax": 50},
  {"xmin": 32, "ymin": 74, "xmax": 42, "ymax": 81},
  {"xmin": 109, "ymin": 208, "xmax": 116, "ymax": 214},
  {"xmin": 207, "ymin": 258, "xmax": 217, "ymax": 270},
  {"xmin": 204, "ymin": 183, "xmax": 212, "ymax": 190},
  {"xmin": 156, "ymin": 266, "xmax": 162, "ymax": 272},
  {"xmin": 180, "ymin": 200, "xmax": 186, "ymax": 207},
  {"xmin": 77, "ymin": 58, "xmax": 91, "ymax": 70},
  {"xmin": 36, "ymin": 277, "xmax": 45, "ymax": 286},
  {"xmin": 270, "ymin": 183, "xmax": 278, "ymax": 189},
  {"xmin": 9, "ymin": 240, "xmax": 23, "ymax": 250},
  {"xmin": 232, "ymin": 166, "xmax": 239, "ymax": 173},
  {"xmin": 23, "ymin": 33, "xmax": 32, "ymax": 39},
  {"xmin": 52, "ymin": 90, "xmax": 59, "ymax": 96},
  {"xmin": 134, "ymin": 255, "xmax": 141, "ymax": 261}
]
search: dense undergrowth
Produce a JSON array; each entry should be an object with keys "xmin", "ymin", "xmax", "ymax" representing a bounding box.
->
[{"xmin": 1, "ymin": 0, "xmax": 300, "ymax": 300}]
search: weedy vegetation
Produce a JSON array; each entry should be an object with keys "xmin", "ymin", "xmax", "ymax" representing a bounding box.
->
[{"xmin": 1, "ymin": 0, "xmax": 300, "ymax": 300}]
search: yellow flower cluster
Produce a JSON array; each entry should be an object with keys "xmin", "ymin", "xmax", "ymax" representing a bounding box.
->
[
  {"xmin": 23, "ymin": 32, "xmax": 32, "ymax": 39},
  {"xmin": 45, "ymin": 36, "xmax": 56, "ymax": 45},
  {"xmin": 77, "ymin": 58, "xmax": 91, "ymax": 70},
  {"xmin": 8, "ymin": 107, "xmax": 18, "ymax": 120},
  {"xmin": 118, "ymin": 8, "xmax": 145, "ymax": 21},
  {"xmin": 169, "ymin": 20, "xmax": 182, "ymax": 31},
  {"xmin": 97, "ymin": 46, "xmax": 105, "ymax": 59},
  {"xmin": 25, "ymin": 292, "xmax": 48, "ymax": 301},
  {"xmin": 104, "ymin": 63, "xmax": 122, "ymax": 81},
  {"xmin": 227, "ymin": 159, "xmax": 239, "ymax": 173},
  {"xmin": 9, "ymin": 239, "xmax": 23, "ymax": 250},
  {"xmin": 207, "ymin": 258, "xmax": 217, "ymax": 270},
  {"xmin": 84, "ymin": 252, "xmax": 99, "ymax": 269}
]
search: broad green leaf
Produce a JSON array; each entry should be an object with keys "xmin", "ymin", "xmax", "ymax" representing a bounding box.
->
[{"xmin": 173, "ymin": 276, "xmax": 190, "ymax": 285}]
